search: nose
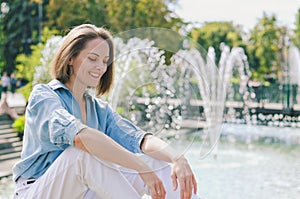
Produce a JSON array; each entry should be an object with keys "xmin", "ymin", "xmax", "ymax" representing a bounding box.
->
[{"xmin": 96, "ymin": 62, "xmax": 107, "ymax": 71}]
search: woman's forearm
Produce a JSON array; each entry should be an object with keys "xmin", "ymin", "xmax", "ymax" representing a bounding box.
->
[
  {"xmin": 140, "ymin": 134, "xmax": 184, "ymax": 163},
  {"xmin": 142, "ymin": 135, "xmax": 198, "ymax": 196},
  {"xmin": 74, "ymin": 127, "xmax": 150, "ymax": 173}
]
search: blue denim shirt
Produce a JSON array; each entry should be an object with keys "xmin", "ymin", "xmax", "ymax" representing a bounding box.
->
[{"xmin": 12, "ymin": 79, "xmax": 147, "ymax": 181}]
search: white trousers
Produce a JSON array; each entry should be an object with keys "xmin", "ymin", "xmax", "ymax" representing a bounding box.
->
[{"xmin": 14, "ymin": 147, "xmax": 200, "ymax": 199}]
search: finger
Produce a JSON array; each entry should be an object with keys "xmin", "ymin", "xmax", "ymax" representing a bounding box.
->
[
  {"xmin": 155, "ymin": 185, "xmax": 162, "ymax": 197},
  {"xmin": 150, "ymin": 185, "xmax": 159, "ymax": 199},
  {"xmin": 184, "ymin": 177, "xmax": 192, "ymax": 199},
  {"xmin": 152, "ymin": 183, "xmax": 165, "ymax": 199},
  {"xmin": 157, "ymin": 184, "xmax": 166, "ymax": 199},
  {"xmin": 171, "ymin": 173, "xmax": 178, "ymax": 191},
  {"xmin": 179, "ymin": 179, "xmax": 185, "ymax": 199},
  {"xmin": 180, "ymin": 186, "xmax": 184, "ymax": 199},
  {"xmin": 192, "ymin": 175, "xmax": 198, "ymax": 194}
]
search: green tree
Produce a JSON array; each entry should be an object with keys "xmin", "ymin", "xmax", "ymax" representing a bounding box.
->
[
  {"xmin": 2, "ymin": 0, "xmax": 183, "ymax": 74},
  {"xmin": 46, "ymin": 0, "xmax": 108, "ymax": 30},
  {"xmin": 106, "ymin": 0, "xmax": 182, "ymax": 33},
  {"xmin": 189, "ymin": 21, "xmax": 244, "ymax": 63},
  {"xmin": 46, "ymin": 0, "xmax": 184, "ymax": 65},
  {"xmin": 292, "ymin": 8, "xmax": 300, "ymax": 48},
  {"xmin": 247, "ymin": 13, "xmax": 281, "ymax": 82},
  {"xmin": 15, "ymin": 27, "xmax": 59, "ymax": 100},
  {"xmin": 46, "ymin": 0, "xmax": 183, "ymax": 33},
  {"xmin": 2, "ymin": 0, "xmax": 44, "ymax": 73}
]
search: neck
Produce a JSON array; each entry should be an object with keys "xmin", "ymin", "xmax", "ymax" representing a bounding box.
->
[{"xmin": 65, "ymin": 79, "xmax": 86, "ymax": 102}]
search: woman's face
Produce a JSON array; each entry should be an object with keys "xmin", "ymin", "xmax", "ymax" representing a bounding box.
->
[{"xmin": 69, "ymin": 38, "xmax": 110, "ymax": 88}]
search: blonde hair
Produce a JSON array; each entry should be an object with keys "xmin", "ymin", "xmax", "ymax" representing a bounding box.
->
[{"xmin": 51, "ymin": 24, "xmax": 114, "ymax": 96}]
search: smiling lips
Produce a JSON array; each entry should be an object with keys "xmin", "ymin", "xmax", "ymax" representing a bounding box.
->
[{"xmin": 89, "ymin": 72, "xmax": 101, "ymax": 78}]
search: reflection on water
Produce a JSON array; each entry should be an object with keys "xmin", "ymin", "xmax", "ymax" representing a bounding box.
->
[
  {"xmin": 1, "ymin": 138, "xmax": 300, "ymax": 199},
  {"xmin": 188, "ymin": 140, "xmax": 300, "ymax": 199}
]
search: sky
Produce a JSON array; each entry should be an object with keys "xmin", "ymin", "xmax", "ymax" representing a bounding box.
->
[{"xmin": 175, "ymin": 0, "xmax": 300, "ymax": 30}]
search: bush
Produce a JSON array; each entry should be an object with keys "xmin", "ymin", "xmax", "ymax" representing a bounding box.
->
[{"xmin": 12, "ymin": 115, "xmax": 25, "ymax": 133}]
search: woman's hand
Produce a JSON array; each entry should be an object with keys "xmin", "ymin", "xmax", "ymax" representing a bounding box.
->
[
  {"xmin": 139, "ymin": 170, "xmax": 166, "ymax": 199},
  {"xmin": 140, "ymin": 134, "xmax": 198, "ymax": 198},
  {"xmin": 171, "ymin": 156, "xmax": 198, "ymax": 199}
]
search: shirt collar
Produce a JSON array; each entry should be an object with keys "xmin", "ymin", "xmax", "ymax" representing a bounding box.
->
[
  {"xmin": 48, "ymin": 79, "xmax": 69, "ymax": 91},
  {"xmin": 48, "ymin": 79, "xmax": 93, "ymax": 99}
]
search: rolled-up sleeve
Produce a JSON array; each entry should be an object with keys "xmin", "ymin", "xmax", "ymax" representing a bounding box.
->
[
  {"xmin": 49, "ymin": 109, "xmax": 87, "ymax": 145},
  {"xmin": 27, "ymin": 84, "xmax": 87, "ymax": 147}
]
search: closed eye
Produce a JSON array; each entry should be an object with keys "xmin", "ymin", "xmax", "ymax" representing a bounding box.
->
[{"xmin": 88, "ymin": 57, "xmax": 97, "ymax": 61}]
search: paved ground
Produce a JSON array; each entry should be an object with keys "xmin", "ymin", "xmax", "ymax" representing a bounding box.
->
[
  {"xmin": 0, "ymin": 92, "xmax": 25, "ymax": 179},
  {"xmin": 0, "ymin": 159, "xmax": 19, "ymax": 179},
  {"xmin": 5, "ymin": 92, "xmax": 26, "ymax": 108}
]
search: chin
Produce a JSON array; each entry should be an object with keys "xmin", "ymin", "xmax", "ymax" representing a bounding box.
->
[
  {"xmin": 88, "ymin": 82, "xmax": 99, "ymax": 88},
  {"xmin": 84, "ymin": 79, "xmax": 96, "ymax": 86}
]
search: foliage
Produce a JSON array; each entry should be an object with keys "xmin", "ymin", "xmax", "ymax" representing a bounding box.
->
[
  {"xmin": 46, "ymin": 0, "xmax": 108, "ymax": 30},
  {"xmin": 15, "ymin": 27, "xmax": 60, "ymax": 101},
  {"xmin": 2, "ymin": 0, "xmax": 45, "ymax": 73},
  {"xmin": 2, "ymin": 0, "xmax": 300, "ymax": 93},
  {"xmin": 16, "ymin": 44, "xmax": 43, "ymax": 82},
  {"xmin": 2, "ymin": 0, "xmax": 183, "ymax": 74},
  {"xmin": 292, "ymin": 8, "xmax": 300, "ymax": 48},
  {"xmin": 106, "ymin": 0, "xmax": 183, "ymax": 33},
  {"xmin": 15, "ymin": 43, "xmax": 43, "ymax": 101},
  {"xmin": 33, "ymin": 35, "xmax": 64, "ymax": 85},
  {"xmin": 46, "ymin": 0, "xmax": 184, "ymax": 34},
  {"xmin": 16, "ymin": 35, "xmax": 63, "ymax": 101},
  {"xmin": 246, "ymin": 12, "xmax": 282, "ymax": 82},
  {"xmin": 229, "ymin": 77, "xmax": 241, "ymax": 84},
  {"xmin": 12, "ymin": 115, "xmax": 25, "ymax": 133},
  {"xmin": 190, "ymin": 21, "xmax": 244, "ymax": 64}
]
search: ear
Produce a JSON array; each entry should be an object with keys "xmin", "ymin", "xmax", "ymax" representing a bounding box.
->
[{"xmin": 68, "ymin": 57, "xmax": 74, "ymax": 66}]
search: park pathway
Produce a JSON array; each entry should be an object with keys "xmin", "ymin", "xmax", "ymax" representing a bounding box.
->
[
  {"xmin": 0, "ymin": 114, "xmax": 22, "ymax": 179},
  {"xmin": 0, "ymin": 92, "xmax": 26, "ymax": 179}
]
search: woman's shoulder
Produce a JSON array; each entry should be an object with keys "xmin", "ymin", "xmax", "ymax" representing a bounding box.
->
[
  {"xmin": 28, "ymin": 83, "xmax": 60, "ymax": 107},
  {"xmin": 32, "ymin": 80, "xmax": 64, "ymax": 94},
  {"xmin": 31, "ymin": 83, "xmax": 53, "ymax": 95}
]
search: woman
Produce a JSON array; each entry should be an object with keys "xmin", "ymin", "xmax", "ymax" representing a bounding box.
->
[{"xmin": 12, "ymin": 24, "xmax": 200, "ymax": 199}]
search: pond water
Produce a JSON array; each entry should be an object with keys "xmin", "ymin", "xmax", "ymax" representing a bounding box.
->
[
  {"xmin": 189, "ymin": 140, "xmax": 300, "ymax": 199},
  {"xmin": 1, "ymin": 125, "xmax": 300, "ymax": 199}
]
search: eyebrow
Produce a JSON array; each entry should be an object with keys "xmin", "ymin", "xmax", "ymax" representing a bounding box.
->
[{"xmin": 88, "ymin": 52, "xmax": 100, "ymax": 56}]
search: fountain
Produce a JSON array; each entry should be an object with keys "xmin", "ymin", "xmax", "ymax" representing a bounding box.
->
[
  {"xmin": 1, "ymin": 28, "xmax": 300, "ymax": 199},
  {"xmin": 110, "ymin": 30, "xmax": 300, "ymax": 151},
  {"xmin": 109, "ymin": 28, "xmax": 230, "ymax": 158},
  {"xmin": 287, "ymin": 44, "xmax": 300, "ymax": 105},
  {"xmin": 110, "ymin": 28, "xmax": 300, "ymax": 157}
]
